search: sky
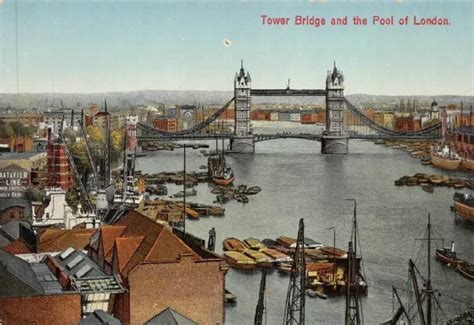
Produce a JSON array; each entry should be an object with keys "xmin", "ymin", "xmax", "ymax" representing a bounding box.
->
[{"xmin": 0, "ymin": 1, "xmax": 472, "ymax": 95}]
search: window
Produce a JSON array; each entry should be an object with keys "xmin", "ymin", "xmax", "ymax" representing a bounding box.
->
[{"xmin": 10, "ymin": 211, "xmax": 15, "ymax": 219}]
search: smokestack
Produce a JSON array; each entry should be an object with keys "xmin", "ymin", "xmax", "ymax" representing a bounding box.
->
[{"xmin": 451, "ymin": 241, "xmax": 455, "ymax": 253}]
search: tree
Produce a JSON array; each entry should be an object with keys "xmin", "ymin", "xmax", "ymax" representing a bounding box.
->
[
  {"xmin": 110, "ymin": 129, "xmax": 124, "ymax": 164},
  {"xmin": 0, "ymin": 122, "xmax": 14, "ymax": 138},
  {"xmin": 70, "ymin": 141, "xmax": 93, "ymax": 186},
  {"xmin": 24, "ymin": 187, "xmax": 45, "ymax": 202},
  {"xmin": 86, "ymin": 125, "xmax": 103, "ymax": 144},
  {"xmin": 65, "ymin": 190, "xmax": 80, "ymax": 213},
  {"xmin": 10, "ymin": 121, "xmax": 26, "ymax": 136}
]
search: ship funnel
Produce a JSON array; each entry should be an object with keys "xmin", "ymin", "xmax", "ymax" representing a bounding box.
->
[{"xmin": 450, "ymin": 241, "xmax": 455, "ymax": 253}]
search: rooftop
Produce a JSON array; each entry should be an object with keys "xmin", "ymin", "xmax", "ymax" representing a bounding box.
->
[
  {"xmin": 144, "ymin": 307, "xmax": 198, "ymax": 325},
  {"xmin": 0, "ymin": 152, "xmax": 46, "ymax": 161},
  {"xmin": 79, "ymin": 310, "xmax": 121, "ymax": 325},
  {"xmin": 0, "ymin": 197, "xmax": 31, "ymax": 212},
  {"xmin": 52, "ymin": 247, "xmax": 124, "ymax": 294},
  {"xmin": 91, "ymin": 210, "xmax": 201, "ymax": 277},
  {"xmin": 455, "ymin": 126, "xmax": 474, "ymax": 135},
  {"xmin": 38, "ymin": 228, "xmax": 96, "ymax": 253}
]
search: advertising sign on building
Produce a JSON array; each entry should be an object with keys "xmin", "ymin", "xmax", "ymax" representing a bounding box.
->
[{"xmin": 0, "ymin": 164, "xmax": 29, "ymax": 198}]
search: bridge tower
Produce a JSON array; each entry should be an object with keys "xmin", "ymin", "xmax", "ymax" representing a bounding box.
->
[
  {"xmin": 230, "ymin": 60, "xmax": 255, "ymax": 153},
  {"xmin": 321, "ymin": 62, "xmax": 349, "ymax": 154}
]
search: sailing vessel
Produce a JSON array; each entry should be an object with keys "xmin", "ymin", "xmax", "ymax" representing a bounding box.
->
[
  {"xmin": 382, "ymin": 214, "xmax": 448, "ymax": 325},
  {"xmin": 208, "ymin": 138, "xmax": 235, "ymax": 186},
  {"xmin": 452, "ymin": 192, "xmax": 474, "ymax": 224},
  {"xmin": 208, "ymin": 152, "xmax": 235, "ymax": 186}
]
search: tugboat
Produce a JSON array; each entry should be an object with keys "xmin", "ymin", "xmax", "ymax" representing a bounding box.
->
[
  {"xmin": 436, "ymin": 241, "xmax": 460, "ymax": 267},
  {"xmin": 208, "ymin": 152, "xmax": 235, "ymax": 186}
]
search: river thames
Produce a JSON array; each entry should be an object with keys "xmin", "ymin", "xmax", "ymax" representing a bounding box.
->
[{"xmin": 136, "ymin": 122, "xmax": 473, "ymax": 324}]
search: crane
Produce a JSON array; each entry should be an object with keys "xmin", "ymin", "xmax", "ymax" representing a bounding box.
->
[
  {"xmin": 58, "ymin": 114, "xmax": 94, "ymax": 213},
  {"xmin": 283, "ymin": 218, "xmax": 306, "ymax": 325},
  {"xmin": 254, "ymin": 268, "xmax": 267, "ymax": 325}
]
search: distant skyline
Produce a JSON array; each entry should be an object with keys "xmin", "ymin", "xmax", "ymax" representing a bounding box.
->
[{"xmin": 0, "ymin": 1, "xmax": 472, "ymax": 95}]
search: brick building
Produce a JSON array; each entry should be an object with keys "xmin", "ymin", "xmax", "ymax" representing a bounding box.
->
[
  {"xmin": 0, "ymin": 250, "xmax": 82, "ymax": 324},
  {"xmin": 85, "ymin": 111, "xmax": 125, "ymax": 130},
  {"xmin": 394, "ymin": 116, "xmax": 421, "ymax": 132},
  {"xmin": 0, "ymin": 137, "xmax": 34, "ymax": 153},
  {"xmin": 154, "ymin": 118, "xmax": 178, "ymax": 132},
  {"xmin": 89, "ymin": 210, "xmax": 226, "ymax": 324},
  {"xmin": 251, "ymin": 110, "xmax": 271, "ymax": 121},
  {"xmin": 301, "ymin": 112, "xmax": 317, "ymax": 124},
  {"xmin": 453, "ymin": 127, "xmax": 474, "ymax": 159},
  {"xmin": 0, "ymin": 197, "xmax": 31, "ymax": 225},
  {"xmin": 0, "ymin": 152, "xmax": 47, "ymax": 172},
  {"xmin": 47, "ymin": 130, "xmax": 73, "ymax": 190}
]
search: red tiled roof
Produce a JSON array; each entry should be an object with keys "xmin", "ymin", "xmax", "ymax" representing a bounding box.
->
[
  {"xmin": 93, "ymin": 111, "xmax": 110, "ymax": 117},
  {"xmin": 104, "ymin": 210, "xmax": 202, "ymax": 277},
  {"xmin": 145, "ymin": 227, "xmax": 199, "ymax": 263},
  {"xmin": 38, "ymin": 228, "xmax": 96, "ymax": 252},
  {"xmin": 114, "ymin": 236, "xmax": 144, "ymax": 272},
  {"xmin": 2, "ymin": 238, "xmax": 33, "ymax": 254},
  {"xmin": 100, "ymin": 226, "xmax": 127, "ymax": 258}
]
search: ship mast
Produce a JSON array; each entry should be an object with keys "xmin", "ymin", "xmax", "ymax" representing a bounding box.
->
[
  {"xmin": 345, "ymin": 199, "xmax": 363, "ymax": 325},
  {"xmin": 426, "ymin": 214, "xmax": 432, "ymax": 325}
]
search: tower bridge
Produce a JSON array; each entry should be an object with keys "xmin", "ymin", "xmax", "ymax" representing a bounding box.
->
[{"xmin": 137, "ymin": 61, "xmax": 442, "ymax": 154}]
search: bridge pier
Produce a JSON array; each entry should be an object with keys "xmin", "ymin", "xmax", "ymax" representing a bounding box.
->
[
  {"xmin": 230, "ymin": 135, "xmax": 255, "ymax": 153},
  {"xmin": 321, "ymin": 135, "xmax": 349, "ymax": 154}
]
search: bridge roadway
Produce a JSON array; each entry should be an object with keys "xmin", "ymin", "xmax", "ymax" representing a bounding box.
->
[
  {"xmin": 251, "ymin": 89, "xmax": 327, "ymax": 96},
  {"xmin": 137, "ymin": 132, "xmax": 440, "ymax": 142}
]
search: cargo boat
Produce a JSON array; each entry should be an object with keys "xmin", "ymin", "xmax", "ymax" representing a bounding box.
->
[
  {"xmin": 457, "ymin": 262, "xmax": 474, "ymax": 280},
  {"xmin": 262, "ymin": 248, "xmax": 292, "ymax": 263},
  {"xmin": 223, "ymin": 237, "xmax": 248, "ymax": 252},
  {"xmin": 461, "ymin": 158, "xmax": 474, "ymax": 171},
  {"xmin": 320, "ymin": 246, "xmax": 348, "ymax": 258},
  {"xmin": 430, "ymin": 146, "xmax": 462, "ymax": 170},
  {"xmin": 223, "ymin": 251, "xmax": 257, "ymax": 270},
  {"xmin": 453, "ymin": 192, "xmax": 474, "ymax": 224},
  {"xmin": 243, "ymin": 249, "xmax": 273, "ymax": 268},
  {"xmin": 244, "ymin": 238, "xmax": 266, "ymax": 250}
]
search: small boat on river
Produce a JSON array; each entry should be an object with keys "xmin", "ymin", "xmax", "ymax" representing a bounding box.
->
[
  {"xmin": 457, "ymin": 261, "xmax": 474, "ymax": 280},
  {"xmin": 223, "ymin": 237, "xmax": 248, "ymax": 252},
  {"xmin": 223, "ymin": 251, "xmax": 257, "ymax": 270},
  {"xmin": 243, "ymin": 249, "xmax": 273, "ymax": 268},
  {"xmin": 244, "ymin": 238, "xmax": 266, "ymax": 250},
  {"xmin": 436, "ymin": 241, "xmax": 460, "ymax": 267},
  {"xmin": 173, "ymin": 188, "xmax": 197, "ymax": 198}
]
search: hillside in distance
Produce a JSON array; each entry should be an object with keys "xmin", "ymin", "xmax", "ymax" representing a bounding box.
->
[{"xmin": 0, "ymin": 91, "xmax": 472, "ymax": 111}]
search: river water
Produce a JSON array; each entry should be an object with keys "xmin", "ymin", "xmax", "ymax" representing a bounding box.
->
[{"xmin": 136, "ymin": 122, "xmax": 473, "ymax": 324}]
